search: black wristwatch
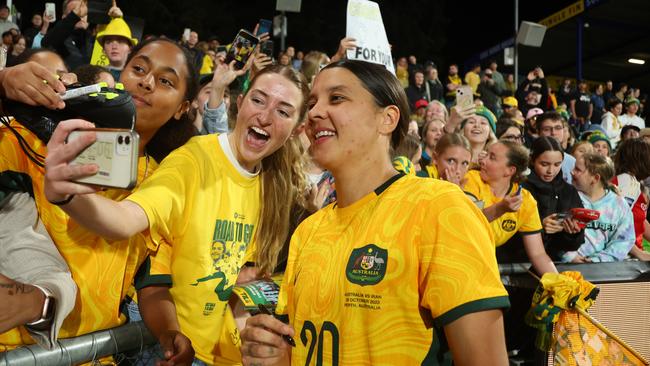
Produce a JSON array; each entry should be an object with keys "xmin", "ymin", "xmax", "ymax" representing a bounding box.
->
[{"xmin": 25, "ymin": 285, "xmax": 55, "ymax": 330}]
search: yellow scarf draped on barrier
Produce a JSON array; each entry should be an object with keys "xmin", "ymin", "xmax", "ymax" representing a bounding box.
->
[{"xmin": 525, "ymin": 271, "xmax": 647, "ymax": 366}]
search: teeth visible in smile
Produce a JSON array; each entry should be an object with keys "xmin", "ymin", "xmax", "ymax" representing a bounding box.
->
[
  {"xmin": 251, "ymin": 126, "xmax": 269, "ymax": 136},
  {"xmin": 315, "ymin": 130, "xmax": 336, "ymax": 138}
]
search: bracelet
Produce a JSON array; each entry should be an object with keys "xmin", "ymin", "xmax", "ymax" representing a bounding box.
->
[{"xmin": 49, "ymin": 194, "xmax": 75, "ymax": 206}]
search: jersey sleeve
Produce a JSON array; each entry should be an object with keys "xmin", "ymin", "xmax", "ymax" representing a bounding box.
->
[
  {"xmin": 134, "ymin": 238, "xmax": 173, "ymax": 289},
  {"xmin": 418, "ymin": 189, "xmax": 509, "ymax": 327},
  {"xmin": 518, "ymin": 190, "xmax": 543, "ymax": 234},
  {"xmin": 126, "ymin": 147, "xmax": 197, "ymax": 251},
  {"xmin": 0, "ymin": 124, "xmax": 40, "ymax": 173}
]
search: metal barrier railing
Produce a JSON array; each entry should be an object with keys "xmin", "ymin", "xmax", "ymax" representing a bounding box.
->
[
  {"xmin": 0, "ymin": 321, "xmax": 156, "ymax": 366},
  {"xmin": 3, "ymin": 261, "xmax": 650, "ymax": 365}
]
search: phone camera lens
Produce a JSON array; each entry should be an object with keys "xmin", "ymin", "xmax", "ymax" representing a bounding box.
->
[
  {"xmin": 118, "ymin": 136, "xmax": 123, "ymax": 144},
  {"xmin": 125, "ymin": 136, "xmax": 131, "ymax": 145}
]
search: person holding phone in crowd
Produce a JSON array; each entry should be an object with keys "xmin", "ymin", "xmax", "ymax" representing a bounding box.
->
[
  {"xmin": 461, "ymin": 106, "xmax": 497, "ymax": 166},
  {"xmin": 521, "ymin": 137, "xmax": 584, "ymax": 261},
  {"xmin": 43, "ymin": 63, "xmax": 309, "ymax": 365},
  {"xmin": 0, "ymin": 37, "xmax": 200, "ymax": 363},
  {"xmin": 562, "ymin": 153, "xmax": 635, "ymax": 262},
  {"xmin": 240, "ymin": 59, "xmax": 510, "ymax": 366},
  {"xmin": 463, "ymin": 141, "xmax": 557, "ymax": 275}
]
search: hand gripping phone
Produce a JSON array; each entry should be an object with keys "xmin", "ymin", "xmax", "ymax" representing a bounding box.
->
[
  {"xmin": 67, "ymin": 128, "xmax": 140, "ymax": 189},
  {"xmin": 224, "ymin": 29, "xmax": 259, "ymax": 69}
]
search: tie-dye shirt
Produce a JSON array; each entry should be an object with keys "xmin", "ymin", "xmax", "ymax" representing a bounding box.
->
[{"xmin": 561, "ymin": 190, "xmax": 635, "ymax": 262}]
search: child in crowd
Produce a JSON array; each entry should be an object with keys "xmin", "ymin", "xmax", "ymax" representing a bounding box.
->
[
  {"xmin": 571, "ymin": 140, "xmax": 594, "ymax": 161},
  {"xmin": 562, "ymin": 153, "xmax": 635, "ymax": 262}
]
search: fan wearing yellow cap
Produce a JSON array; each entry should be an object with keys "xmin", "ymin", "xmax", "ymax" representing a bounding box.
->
[{"xmin": 96, "ymin": 17, "xmax": 138, "ymax": 80}]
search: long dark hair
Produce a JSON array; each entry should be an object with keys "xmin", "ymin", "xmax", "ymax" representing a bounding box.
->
[
  {"xmin": 530, "ymin": 136, "xmax": 563, "ymax": 166},
  {"xmin": 322, "ymin": 60, "xmax": 409, "ymax": 150},
  {"xmin": 614, "ymin": 138, "xmax": 650, "ymax": 180},
  {"xmin": 125, "ymin": 37, "xmax": 200, "ymax": 163}
]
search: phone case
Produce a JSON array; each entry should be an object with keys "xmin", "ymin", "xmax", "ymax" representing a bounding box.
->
[
  {"xmin": 67, "ymin": 129, "xmax": 140, "ymax": 190},
  {"xmin": 45, "ymin": 3, "xmax": 56, "ymax": 22},
  {"xmin": 257, "ymin": 19, "xmax": 272, "ymax": 36},
  {"xmin": 225, "ymin": 29, "xmax": 259, "ymax": 69},
  {"xmin": 456, "ymin": 85, "xmax": 473, "ymax": 108}
]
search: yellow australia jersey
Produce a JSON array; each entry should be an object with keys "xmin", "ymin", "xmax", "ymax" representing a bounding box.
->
[
  {"xmin": 127, "ymin": 133, "xmax": 260, "ymax": 365},
  {"xmin": 463, "ymin": 170, "xmax": 542, "ymax": 246},
  {"xmin": 276, "ymin": 174, "xmax": 509, "ymax": 365},
  {"xmin": 0, "ymin": 121, "xmax": 155, "ymax": 347}
]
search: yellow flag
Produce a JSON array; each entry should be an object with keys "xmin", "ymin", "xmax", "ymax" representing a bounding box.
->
[
  {"xmin": 553, "ymin": 311, "xmax": 647, "ymax": 366},
  {"xmin": 90, "ymin": 24, "xmax": 110, "ymax": 67}
]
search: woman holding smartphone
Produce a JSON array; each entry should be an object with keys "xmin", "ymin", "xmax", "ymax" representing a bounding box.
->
[
  {"xmin": 240, "ymin": 60, "xmax": 510, "ymax": 366},
  {"xmin": 0, "ymin": 37, "xmax": 200, "ymax": 361},
  {"xmin": 43, "ymin": 64, "xmax": 309, "ymax": 365},
  {"xmin": 521, "ymin": 137, "xmax": 584, "ymax": 261}
]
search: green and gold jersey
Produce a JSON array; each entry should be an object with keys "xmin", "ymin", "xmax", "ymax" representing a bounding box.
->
[
  {"xmin": 128, "ymin": 133, "xmax": 259, "ymax": 364},
  {"xmin": 277, "ymin": 174, "xmax": 509, "ymax": 365},
  {"xmin": 463, "ymin": 170, "xmax": 543, "ymax": 246},
  {"xmin": 0, "ymin": 121, "xmax": 155, "ymax": 349}
]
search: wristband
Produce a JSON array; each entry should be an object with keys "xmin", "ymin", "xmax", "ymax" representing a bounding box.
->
[{"xmin": 49, "ymin": 194, "xmax": 75, "ymax": 206}]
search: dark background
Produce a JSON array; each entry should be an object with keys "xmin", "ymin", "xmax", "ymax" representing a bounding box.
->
[
  {"xmin": 12, "ymin": 0, "xmax": 650, "ymax": 90},
  {"xmin": 13, "ymin": 0, "xmax": 572, "ymax": 69}
]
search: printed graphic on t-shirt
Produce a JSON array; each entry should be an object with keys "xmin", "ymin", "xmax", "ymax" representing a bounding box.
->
[{"xmin": 191, "ymin": 214, "xmax": 255, "ymax": 306}]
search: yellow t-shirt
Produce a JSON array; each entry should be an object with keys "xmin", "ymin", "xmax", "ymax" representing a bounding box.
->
[
  {"xmin": 127, "ymin": 133, "xmax": 260, "ymax": 365},
  {"xmin": 200, "ymin": 54, "xmax": 214, "ymax": 75},
  {"xmin": 0, "ymin": 121, "xmax": 155, "ymax": 347},
  {"xmin": 463, "ymin": 170, "xmax": 542, "ymax": 246},
  {"xmin": 276, "ymin": 174, "xmax": 508, "ymax": 365},
  {"xmin": 464, "ymin": 71, "xmax": 480, "ymax": 96}
]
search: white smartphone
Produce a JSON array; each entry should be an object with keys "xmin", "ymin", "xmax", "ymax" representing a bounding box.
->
[
  {"xmin": 182, "ymin": 28, "xmax": 191, "ymax": 42},
  {"xmin": 67, "ymin": 128, "xmax": 139, "ymax": 189},
  {"xmin": 455, "ymin": 85, "xmax": 473, "ymax": 109},
  {"xmin": 45, "ymin": 2, "xmax": 56, "ymax": 23}
]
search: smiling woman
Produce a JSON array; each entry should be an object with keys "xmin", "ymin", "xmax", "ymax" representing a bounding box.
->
[
  {"xmin": 0, "ymin": 37, "xmax": 201, "ymax": 359},
  {"xmin": 43, "ymin": 64, "xmax": 309, "ymax": 364},
  {"xmin": 240, "ymin": 60, "xmax": 511, "ymax": 366}
]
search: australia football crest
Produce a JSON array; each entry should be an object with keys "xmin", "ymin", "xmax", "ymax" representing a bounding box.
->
[{"xmin": 346, "ymin": 244, "xmax": 388, "ymax": 286}]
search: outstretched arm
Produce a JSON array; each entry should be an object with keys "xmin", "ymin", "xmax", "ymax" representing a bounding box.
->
[{"xmin": 43, "ymin": 119, "xmax": 149, "ymax": 240}]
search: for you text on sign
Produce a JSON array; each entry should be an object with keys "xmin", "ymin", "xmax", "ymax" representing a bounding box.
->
[{"xmin": 346, "ymin": 0, "xmax": 394, "ymax": 74}]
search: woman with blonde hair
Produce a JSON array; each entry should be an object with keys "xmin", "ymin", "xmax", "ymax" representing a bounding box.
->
[{"xmin": 43, "ymin": 64, "xmax": 310, "ymax": 365}]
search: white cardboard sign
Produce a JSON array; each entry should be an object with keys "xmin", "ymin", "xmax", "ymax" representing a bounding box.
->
[{"xmin": 346, "ymin": 0, "xmax": 395, "ymax": 74}]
